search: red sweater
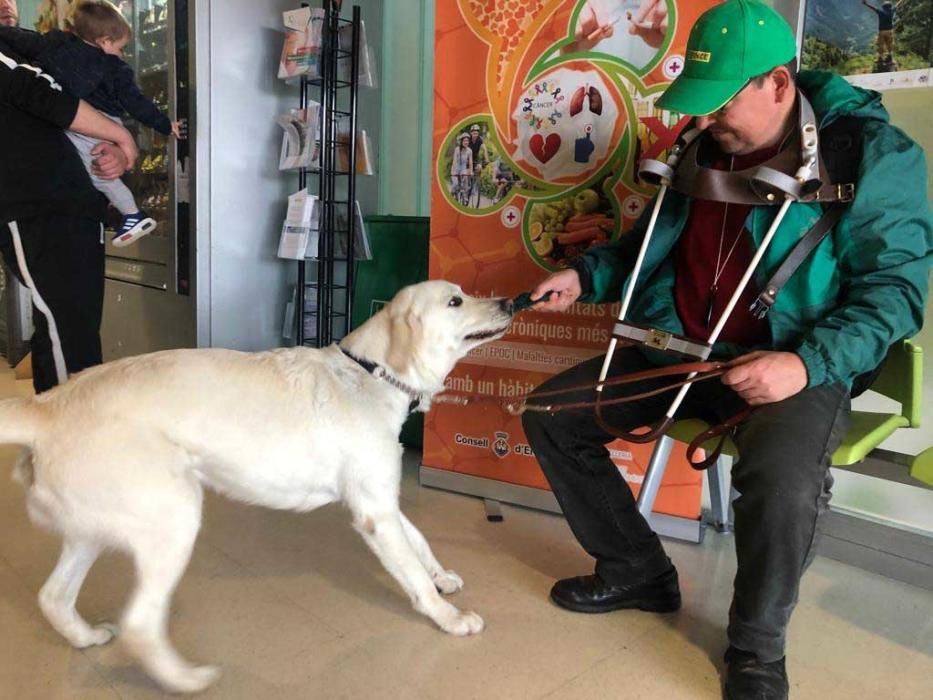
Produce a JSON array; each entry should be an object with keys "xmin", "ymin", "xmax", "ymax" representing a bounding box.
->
[{"xmin": 673, "ymin": 144, "xmax": 780, "ymax": 347}]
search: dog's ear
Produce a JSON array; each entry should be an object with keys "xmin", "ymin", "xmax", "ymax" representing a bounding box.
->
[
  {"xmin": 386, "ymin": 312, "xmax": 414, "ymax": 376},
  {"xmin": 385, "ymin": 288, "xmax": 423, "ymax": 376}
]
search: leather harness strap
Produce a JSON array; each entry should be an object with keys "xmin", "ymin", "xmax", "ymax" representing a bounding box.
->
[{"xmin": 434, "ymin": 353, "xmax": 751, "ymax": 471}]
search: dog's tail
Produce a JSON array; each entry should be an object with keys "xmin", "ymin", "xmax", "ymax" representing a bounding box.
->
[{"xmin": 0, "ymin": 397, "xmax": 39, "ymax": 448}]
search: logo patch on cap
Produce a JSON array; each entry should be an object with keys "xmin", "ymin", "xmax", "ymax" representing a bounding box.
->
[{"xmin": 687, "ymin": 50, "xmax": 711, "ymax": 63}]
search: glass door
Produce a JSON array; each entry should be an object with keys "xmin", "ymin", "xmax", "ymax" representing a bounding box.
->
[{"xmin": 105, "ymin": 0, "xmax": 190, "ymax": 295}]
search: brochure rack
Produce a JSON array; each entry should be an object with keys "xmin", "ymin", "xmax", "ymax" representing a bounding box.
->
[{"xmin": 294, "ymin": 1, "xmax": 361, "ymax": 346}]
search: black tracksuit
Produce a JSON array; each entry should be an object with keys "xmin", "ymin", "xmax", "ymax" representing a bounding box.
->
[{"xmin": 0, "ymin": 43, "xmax": 108, "ymax": 392}]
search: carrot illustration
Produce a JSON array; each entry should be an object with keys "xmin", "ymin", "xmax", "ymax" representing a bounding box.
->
[{"xmin": 557, "ymin": 227, "xmax": 602, "ymax": 245}]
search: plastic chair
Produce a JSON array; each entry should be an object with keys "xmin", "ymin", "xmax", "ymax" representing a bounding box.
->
[
  {"xmin": 637, "ymin": 340, "xmax": 924, "ymax": 533},
  {"xmin": 910, "ymin": 446, "xmax": 933, "ymax": 487}
]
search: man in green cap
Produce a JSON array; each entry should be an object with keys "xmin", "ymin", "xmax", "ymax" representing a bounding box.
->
[{"xmin": 522, "ymin": 1, "xmax": 932, "ymax": 698}]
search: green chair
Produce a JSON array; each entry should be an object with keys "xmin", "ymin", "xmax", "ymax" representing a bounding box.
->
[
  {"xmin": 910, "ymin": 446, "xmax": 933, "ymax": 487},
  {"xmin": 636, "ymin": 340, "xmax": 924, "ymax": 534}
]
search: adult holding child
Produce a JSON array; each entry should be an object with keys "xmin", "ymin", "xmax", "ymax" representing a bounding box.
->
[{"xmin": 0, "ymin": 0, "xmax": 137, "ymax": 392}]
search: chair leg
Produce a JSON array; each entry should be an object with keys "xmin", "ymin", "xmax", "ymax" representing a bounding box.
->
[
  {"xmin": 638, "ymin": 435, "xmax": 674, "ymax": 519},
  {"xmin": 706, "ymin": 455, "xmax": 733, "ymax": 533}
]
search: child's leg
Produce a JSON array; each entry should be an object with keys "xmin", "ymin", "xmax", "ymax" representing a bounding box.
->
[{"xmin": 65, "ymin": 130, "xmax": 140, "ymax": 216}]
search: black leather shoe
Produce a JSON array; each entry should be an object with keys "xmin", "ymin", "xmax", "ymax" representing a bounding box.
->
[
  {"xmin": 549, "ymin": 568, "xmax": 681, "ymax": 613},
  {"xmin": 723, "ymin": 646, "xmax": 789, "ymax": 700}
]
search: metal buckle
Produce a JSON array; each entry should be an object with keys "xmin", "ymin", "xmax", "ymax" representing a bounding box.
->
[
  {"xmin": 644, "ymin": 328, "xmax": 672, "ymax": 351},
  {"xmin": 837, "ymin": 183, "xmax": 855, "ymax": 202}
]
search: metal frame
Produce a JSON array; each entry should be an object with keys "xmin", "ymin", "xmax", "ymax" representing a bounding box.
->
[
  {"xmin": 296, "ymin": 2, "xmax": 362, "ymax": 347},
  {"xmin": 419, "ymin": 466, "xmax": 707, "ymax": 544},
  {"xmin": 638, "ymin": 436, "xmax": 734, "ymax": 534}
]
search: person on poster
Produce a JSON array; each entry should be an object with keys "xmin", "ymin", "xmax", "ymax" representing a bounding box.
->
[
  {"xmin": 563, "ymin": 0, "xmax": 668, "ymax": 68},
  {"xmin": 522, "ymin": 2, "xmax": 932, "ymax": 699},
  {"xmin": 450, "ymin": 133, "xmax": 474, "ymax": 204},
  {"xmin": 468, "ymin": 124, "xmax": 490, "ymax": 182},
  {"xmin": 862, "ymin": 0, "xmax": 902, "ymax": 67}
]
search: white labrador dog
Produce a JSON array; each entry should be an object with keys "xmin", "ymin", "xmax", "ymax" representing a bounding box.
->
[{"xmin": 0, "ymin": 280, "xmax": 512, "ymax": 694}]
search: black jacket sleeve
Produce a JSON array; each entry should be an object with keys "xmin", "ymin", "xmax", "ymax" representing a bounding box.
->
[
  {"xmin": 0, "ymin": 26, "xmax": 46, "ymax": 61},
  {"xmin": 0, "ymin": 47, "xmax": 78, "ymax": 129},
  {"xmin": 113, "ymin": 60, "xmax": 171, "ymax": 134}
]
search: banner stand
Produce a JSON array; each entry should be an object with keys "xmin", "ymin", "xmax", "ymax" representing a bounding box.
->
[{"xmin": 420, "ymin": 465, "xmax": 706, "ymax": 543}]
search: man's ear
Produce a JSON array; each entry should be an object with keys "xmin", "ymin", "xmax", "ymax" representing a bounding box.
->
[{"xmin": 771, "ymin": 66, "xmax": 794, "ymax": 103}]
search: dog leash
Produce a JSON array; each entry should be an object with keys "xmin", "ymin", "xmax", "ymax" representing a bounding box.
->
[
  {"xmin": 433, "ymin": 290, "xmax": 752, "ymax": 470},
  {"xmin": 433, "ymin": 358, "xmax": 749, "ymax": 471}
]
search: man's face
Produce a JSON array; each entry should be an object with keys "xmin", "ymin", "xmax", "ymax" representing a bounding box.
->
[
  {"xmin": 695, "ymin": 72, "xmax": 790, "ymax": 155},
  {"xmin": 0, "ymin": 0, "xmax": 18, "ymax": 27},
  {"xmin": 470, "ymin": 129, "xmax": 480, "ymax": 141}
]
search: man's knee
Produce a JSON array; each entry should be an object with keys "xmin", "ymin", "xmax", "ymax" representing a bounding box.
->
[{"xmin": 731, "ymin": 436, "xmax": 829, "ymax": 516}]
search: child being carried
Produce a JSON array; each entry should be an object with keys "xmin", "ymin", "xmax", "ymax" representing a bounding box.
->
[{"xmin": 0, "ymin": 0, "xmax": 181, "ymax": 247}]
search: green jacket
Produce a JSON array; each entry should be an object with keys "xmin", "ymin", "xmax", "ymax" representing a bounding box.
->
[{"xmin": 575, "ymin": 70, "xmax": 933, "ymax": 389}]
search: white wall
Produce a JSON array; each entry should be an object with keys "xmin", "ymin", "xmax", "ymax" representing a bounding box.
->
[{"xmin": 194, "ymin": 0, "xmax": 300, "ymax": 351}]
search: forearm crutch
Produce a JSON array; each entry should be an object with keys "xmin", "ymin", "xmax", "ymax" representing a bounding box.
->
[
  {"xmin": 593, "ymin": 126, "xmax": 705, "ymax": 393},
  {"xmin": 597, "ymin": 98, "xmax": 823, "ymax": 442}
]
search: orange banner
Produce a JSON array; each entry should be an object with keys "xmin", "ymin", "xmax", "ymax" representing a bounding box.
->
[{"xmin": 427, "ymin": 0, "xmax": 719, "ymax": 519}]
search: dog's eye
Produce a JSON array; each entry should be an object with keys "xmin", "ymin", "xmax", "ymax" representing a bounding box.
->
[{"xmin": 448, "ymin": 296, "xmax": 463, "ymax": 308}]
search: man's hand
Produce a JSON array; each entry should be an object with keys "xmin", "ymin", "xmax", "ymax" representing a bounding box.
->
[
  {"xmin": 529, "ymin": 268, "xmax": 582, "ymax": 313},
  {"xmin": 90, "ymin": 142, "xmax": 130, "ymax": 180},
  {"xmin": 721, "ymin": 351, "xmax": 809, "ymax": 406}
]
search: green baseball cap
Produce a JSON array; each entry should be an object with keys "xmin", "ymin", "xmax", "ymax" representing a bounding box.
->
[{"xmin": 656, "ymin": 0, "xmax": 797, "ymax": 116}]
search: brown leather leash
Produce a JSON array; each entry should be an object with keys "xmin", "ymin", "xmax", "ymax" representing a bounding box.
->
[{"xmin": 434, "ymin": 357, "xmax": 752, "ymax": 471}]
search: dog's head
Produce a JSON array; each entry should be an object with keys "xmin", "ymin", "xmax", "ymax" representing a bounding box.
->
[{"xmin": 342, "ymin": 281, "xmax": 512, "ymax": 394}]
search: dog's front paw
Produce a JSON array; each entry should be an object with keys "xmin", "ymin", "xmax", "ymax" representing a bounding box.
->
[
  {"xmin": 433, "ymin": 569, "xmax": 464, "ymax": 594},
  {"xmin": 439, "ymin": 609, "xmax": 485, "ymax": 636}
]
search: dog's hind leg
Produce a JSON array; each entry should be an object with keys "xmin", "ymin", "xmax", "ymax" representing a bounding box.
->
[
  {"xmin": 399, "ymin": 512, "xmax": 464, "ymax": 595},
  {"xmin": 120, "ymin": 492, "xmax": 220, "ymax": 694},
  {"xmin": 353, "ymin": 510, "xmax": 483, "ymax": 636},
  {"xmin": 38, "ymin": 538, "xmax": 115, "ymax": 648}
]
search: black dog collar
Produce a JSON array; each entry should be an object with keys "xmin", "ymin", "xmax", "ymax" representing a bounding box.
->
[{"xmin": 339, "ymin": 346, "xmax": 423, "ymax": 413}]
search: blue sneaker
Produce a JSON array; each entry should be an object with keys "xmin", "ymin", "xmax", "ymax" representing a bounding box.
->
[{"xmin": 112, "ymin": 212, "xmax": 157, "ymax": 247}]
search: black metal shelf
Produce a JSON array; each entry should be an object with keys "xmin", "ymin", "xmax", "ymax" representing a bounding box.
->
[{"xmin": 295, "ymin": 1, "xmax": 361, "ymax": 347}]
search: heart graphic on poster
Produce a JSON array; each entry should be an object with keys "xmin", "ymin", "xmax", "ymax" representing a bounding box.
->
[{"xmin": 529, "ymin": 133, "xmax": 560, "ymax": 163}]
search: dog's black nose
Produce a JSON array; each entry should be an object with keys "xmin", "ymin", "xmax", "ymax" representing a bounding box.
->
[{"xmin": 500, "ymin": 297, "xmax": 514, "ymax": 314}]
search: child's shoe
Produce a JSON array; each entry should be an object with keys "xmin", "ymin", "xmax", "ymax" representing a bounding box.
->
[{"xmin": 112, "ymin": 212, "xmax": 157, "ymax": 247}]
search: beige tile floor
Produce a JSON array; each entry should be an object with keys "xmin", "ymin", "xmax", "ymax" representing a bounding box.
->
[{"xmin": 0, "ymin": 365, "xmax": 930, "ymax": 699}]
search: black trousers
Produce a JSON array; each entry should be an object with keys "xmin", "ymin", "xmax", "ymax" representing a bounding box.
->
[
  {"xmin": 522, "ymin": 347, "xmax": 850, "ymax": 662},
  {"xmin": 0, "ymin": 216, "xmax": 104, "ymax": 393}
]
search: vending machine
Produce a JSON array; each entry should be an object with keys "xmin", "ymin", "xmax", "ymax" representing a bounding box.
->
[{"xmin": 99, "ymin": 0, "xmax": 196, "ymax": 359}]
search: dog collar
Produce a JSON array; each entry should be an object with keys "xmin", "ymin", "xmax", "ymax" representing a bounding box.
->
[{"xmin": 339, "ymin": 346, "xmax": 423, "ymax": 413}]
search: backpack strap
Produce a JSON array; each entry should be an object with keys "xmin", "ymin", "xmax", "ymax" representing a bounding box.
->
[
  {"xmin": 808, "ymin": 115, "xmax": 864, "ymax": 204},
  {"xmin": 750, "ymin": 116, "xmax": 865, "ymax": 319}
]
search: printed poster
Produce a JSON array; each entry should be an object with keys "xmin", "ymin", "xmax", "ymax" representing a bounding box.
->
[
  {"xmin": 426, "ymin": 0, "xmax": 721, "ymax": 520},
  {"xmin": 802, "ymin": 0, "xmax": 933, "ymax": 90}
]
